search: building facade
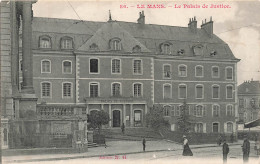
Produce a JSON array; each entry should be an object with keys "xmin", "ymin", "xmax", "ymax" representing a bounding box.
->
[
  {"xmin": 238, "ymin": 80, "xmax": 260, "ymax": 123},
  {"xmin": 1, "ymin": 1, "xmax": 240, "ymax": 149}
]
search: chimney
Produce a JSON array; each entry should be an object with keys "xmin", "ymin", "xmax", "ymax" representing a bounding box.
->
[
  {"xmin": 137, "ymin": 11, "xmax": 145, "ymax": 24},
  {"xmin": 201, "ymin": 16, "xmax": 213, "ymax": 38},
  {"xmin": 188, "ymin": 16, "xmax": 197, "ymax": 33}
]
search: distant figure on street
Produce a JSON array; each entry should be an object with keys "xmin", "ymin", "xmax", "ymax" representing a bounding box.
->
[
  {"xmin": 142, "ymin": 137, "xmax": 146, "ymax": 152},
  {"xmin": 121, "ymin": 123, "xmax": 125, "ymax": 134},
  {"xmin": 182, "ymin": 135, "xmax": 193, "ymax": 156},
  {"xmin": 217, "ymin": 135, "xmax": 222, "ymax": 146},
  {"xmin": 242, "ymin": 137, "xmax": 250, "ymax": 163},
  {"xmin": 230, "ymin": 133, "xmax": 234, "ymax": 143},
  {"xmin": 222, "ymin": 139, "xmax": 229, "ymax": 164}
]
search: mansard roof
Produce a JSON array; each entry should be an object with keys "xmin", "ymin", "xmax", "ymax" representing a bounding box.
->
[
  {"xmin": 32, "ymin": 17, "xmax": 238, "ymax": 60},
  {"xmin": 77, "ymin": 21, "xmax": 151, "ymax": 53}
]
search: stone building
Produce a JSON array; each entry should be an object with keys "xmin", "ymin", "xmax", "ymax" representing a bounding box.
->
[
  {"xmin": 238, "ymin": 80, "xmax": 260, "ymax": 123},
  {"xmin": 1, "ymin": 1, "xmax": 240, "ymax": 149}
]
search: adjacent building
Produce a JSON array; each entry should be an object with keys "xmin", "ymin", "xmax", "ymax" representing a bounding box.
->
[{"xmin": 238, "ymin": 80, "xmax": 260, "ymax": 123}]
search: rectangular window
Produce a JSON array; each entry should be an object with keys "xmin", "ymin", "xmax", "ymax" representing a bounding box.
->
[
  {"xmin": 133, "ymin": 60, "xmax": 142, "ymax": 74},
  {"xmin": 212, "ymin": 67, "xmax": 219, "ymax": 78},
  {"xmin": 42, "ymin": 60, "xmax": 51, "ymax": 73},
  {"xmin": 163, "ymin": 65, "xmax": 171, "ymax": 78},
  {"xmin": 61, "ymin": 39, "xmax": 72, "ymax": 49},
  {"xmin": 227, "ymin": 123, "xmax": 233, "ymax": 133},
  {"xmin": 42, "ymin": 83, "xmax": 51, "ymax": 97},
  {"xmin": 90, "ymin": 83, "xmax": 99, "ymax": 97},
  {"xmin": 226, "ymin": 86, "xmax": 233, "ymax": 99},
  {"xmin": 90, "ymin": 59, "xmax": 98, "ymax": 73},
  {"xmin": 63, "ymin": 61, "xmax": 72, "ymax": 73},
  {"xmin": 179, "ymin": 85, "xmax": 186, "ymax": 99},
  {"xmin": 227, "ymin": 105, "xmax": 233, "ymax": 116},
  {"xmin": 226, "ymin": 67, "xmax": 233, "ymax": 80},
  {"xmin": 63, "ymin": 83, "xmax": 72, "ymax": 98},
  {"xmin": 175, "ymin": 106, "xmax": 180, "ymax": 116},
  {"xmin": 133, "ymin": 84, "xmax": 142, "ymax": 97},
  {"xmin": 213, "ymin": 105, "xmax": 220, "ymax": 117},
  {"xmin": 196, "ymin": 85, "xmax": 203, "ymax": 99},
  {"xmin": 164, "ymin": 85, "xmax": 171, "ymax": 99},
  {"xmin": 212, "ymin": 86, "xmax": 219, "ymax": 99},
  {"xmin": 112, "ymin": 59, "xmax": 120, "ymax": 73}
]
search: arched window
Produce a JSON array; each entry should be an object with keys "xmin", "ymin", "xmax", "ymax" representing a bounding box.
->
[
  {"xmin": 213, "ymin": 122, "xmax": 219, "ymax": 133},
  {"xmin": 178, "ymin": 65, "xmax": 187, "ymax": 77},
  {"xmin": 89, "ymin": 43, "xmax": 99, "ymax": 51},
  {"xmin": 212, "ymin": 66, "xmax": 219, "ymax": 78},
  {"xmin": 212, "ymin": 85, "xmax": 220, "ymax": 99},
  {"xmin": 110, "ymin": 38, "xmax": 121, "ymax": 51},
  {"xmin": 39, "ymin": 35, "xmax": 51, "ymax": 48},
  {"xmin": 132, "ymin": 45, "xmax": 141, "ymax": 53},
  {"xmin": 111, "ymin": 59, "xmax": 121, "ymax": 74},
  {"xmin": 226, "ymin": 67, "xmax": 233, "ymax": 80},
  {"xmin": 226, "ymin": 85, "xmax": 233, "ymax": 99},
  {"xmin": 41, "ymin": 82, "xmax": 51, "ymax": 98},
  {"xmin": 63, "ymin": 60, "xmax": 72, "ymax": 74},
  {"xmin": 63, "ymin": 82, "xmax": 72, "ymax": 98},
  {"xmin": 160, "ymin": 43, "xmax": 171, "ymax": 54},
  {"xmin": 163, "ymin": 64, "xmax": 171, "ymax": 78},
  {"xmin": 195, "ymin": 65, "xmax": 203, "ymax": 77},
  {"xmin": 195, "ymin": 84, "xmax": 203, "ymax": 99},
  {"xmin": 212, "ymin": 105, "xmax": 220, "ymax": 117},
  {"xmin": 163, "ymin": 84, "xmax": 171, "ymax": 99},
  {"xmin": 227, "ymin": 122, "xmax": 233, "ymax": 133},
  {"xmin": 133, "ymin": 83, "xmax": 142, "ymax": 97},
  {"xmin": 133, "ymin": 59, "xmax": 142, "ymax": 74},
  {"xmin": 178, "ymin": 84, "xmax": 187, "ymax": 99},
  {"xmin": 226, "ymin": 105, "xmax": 233, "ymax": 116},
  {"xmin": 41, "ymin": 60, "xmax": 51, "ymax": 73},
  {"xmin": 194, "ymin": 105, "xmax": 205, "ymax": 117},
  {"xmin": 112, "ymin": 83, "xmax": 121, "ymax": 96},
  {"xmin": 60, "ymin": 36, "xmax": 73, "ymax": 49}
]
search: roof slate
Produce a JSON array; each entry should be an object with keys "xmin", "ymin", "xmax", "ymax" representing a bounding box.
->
[{"xmin": 32, "ymin": 17, "xmax": 238, "ymax": 60}]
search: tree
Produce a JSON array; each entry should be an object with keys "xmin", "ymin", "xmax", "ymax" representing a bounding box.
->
[
  {"xmin": 146, "ymin": 105, "xmax": 170, "ymax": 135},
  {"xmin": 88, "ymin": 110, "xmax": 110, "ymax": 134},
  {"xmin": 177, "ymin": 100, "xmax": 192, "ymax": 134}
]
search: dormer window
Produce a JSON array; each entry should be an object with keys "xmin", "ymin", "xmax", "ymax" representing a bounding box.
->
[
  {"xmin": 192, "ymin": 44, "xmax": 203, "ymax": 56},
  {"xmin": 160, "ymin": 43, "xmax": 171, "ymax": 54},
  {"xmin": 110, "ymin": 38, "xmax": 121, "ymax": 51},
  {"xmin": 39, "ymin": 36, "xmax": 51, "ymax": 49},
  {"xmin": 133, "ymin": 45, "xmax": 141, "ymax": 53},
  {"xmin": 61, "ymin": 36, "xmax": 73, "ymax": 50},
  {"xmin": 90, "ymin": 43, "xmax": 99, "ymax": 51}
]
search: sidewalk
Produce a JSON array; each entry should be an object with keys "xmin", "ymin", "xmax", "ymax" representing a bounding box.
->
[{"xmin": 1, "ymin": 140, "xmax": 252, "ymax": 163}]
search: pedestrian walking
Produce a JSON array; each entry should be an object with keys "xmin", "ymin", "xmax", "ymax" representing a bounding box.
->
[
  {"xmin": 121, "ymin": 123, "xmax": 125, "ymax": 134},
  {"xmin": 142, "ymin": 137, "xmax": 146, "ymax": 152},
  {"xmin": 242, "ymin": 137, "xmax": 250, "ymax": 163},
  {"xmin": 217, "ymin": 135, "xmax": 222, "ymax": 146},
  {"xmin": 222, "ymin": 139, "xmax": 229, "ymax": 164},
  {"xmin": 182, "ymin": 135, "xmax": 193, "ymax": 156}
]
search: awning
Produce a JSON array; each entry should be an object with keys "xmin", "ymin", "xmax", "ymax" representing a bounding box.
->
[{"xmin": 244, "ymin": 119, "xmax": 260, "ymax": 128}]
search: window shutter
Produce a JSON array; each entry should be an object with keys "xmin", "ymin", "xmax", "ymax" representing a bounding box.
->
[
  {"xmin": 203, "ymin": 123, "xmax": 206, "ymax": 133},
  {"xmin": 194, "ymin": 124, "xmax": 197, "ymax": 132},
  {"xmin": 203, "ymin": 106, "xmax": 206, "ymax": 116}
]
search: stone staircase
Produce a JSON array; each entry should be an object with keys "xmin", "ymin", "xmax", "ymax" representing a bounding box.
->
[{"xmin": 87, "ymin": 142, "xmax": 99, "ymax": 148}]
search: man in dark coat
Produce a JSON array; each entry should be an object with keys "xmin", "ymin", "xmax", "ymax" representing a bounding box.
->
[
  {"xmin": 121, "ymin": 123, "xmax": 125, "ymax": 134},
  {"xmin": 222, "ymin": 139, "xmax": 229, "ymax": 163},
  {"xmin": 242, "ymin": 137, "xmax": 250, "ymax": 163},
  {"xmin": 142, "ymin": 137, "xmax": 146, "ymax": 152}
]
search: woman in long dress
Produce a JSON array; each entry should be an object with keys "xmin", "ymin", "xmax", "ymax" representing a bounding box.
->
[{"xmin": 182, "ymin": 135, "xmax": 193, "ymax": 156}]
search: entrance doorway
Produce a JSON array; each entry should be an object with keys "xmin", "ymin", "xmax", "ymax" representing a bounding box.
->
[{"xmin": 113, "ymin": 110, "xmax": 121, "ymax": 127}]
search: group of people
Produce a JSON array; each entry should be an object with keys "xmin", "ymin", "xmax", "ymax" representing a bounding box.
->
[{"xmin": 182, "ymin": 135, "xmax": 251, "ymax": 163}]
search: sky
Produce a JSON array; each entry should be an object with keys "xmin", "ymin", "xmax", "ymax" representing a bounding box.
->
[{"xmin": 32, "ymin": 1, "xmax": 260, "ymax": 85}]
